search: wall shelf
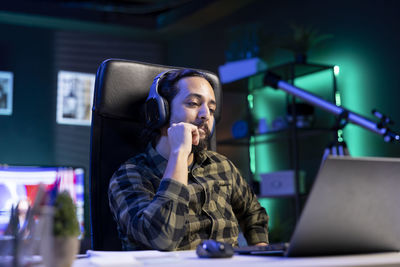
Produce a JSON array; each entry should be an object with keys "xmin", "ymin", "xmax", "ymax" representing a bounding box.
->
[
  {"xmin": 218, "ymin": 127, "xmax": 333, "ymax": 146},
  {"xmin": 222, "ymin": 62, "xmax": 336, "ymax": 94},
  {"xmin": 220, "ymin": 60, "xmax": 339, "ymax": 221}
]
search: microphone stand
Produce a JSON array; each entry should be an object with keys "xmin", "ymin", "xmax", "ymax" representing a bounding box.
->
[{"xmin": 264, "ymin": 72, "xmax": 400, "ymax": 143}]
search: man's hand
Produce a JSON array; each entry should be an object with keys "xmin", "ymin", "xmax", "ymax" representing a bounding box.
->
[
  {"xmin": 162, "ymin": 122, "xmax": 199, "ymax": 185},
  {"xmin": 167, "ymin": 122, "xmax": 199, "ymax": 157},
  {"xmin": 254, "ymin": 242, "xmax": 268, "ymax": 246}
]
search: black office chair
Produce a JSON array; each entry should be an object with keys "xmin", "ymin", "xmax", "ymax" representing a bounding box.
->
[{"xmin": 89, "ymin": 59, "xmax": 222, "ymax": 251}]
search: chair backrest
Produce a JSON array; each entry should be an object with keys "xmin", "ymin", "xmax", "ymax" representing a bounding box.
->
[{"xmin": 89, "ymin": 59, "xmax": 222, "ymax": 250}]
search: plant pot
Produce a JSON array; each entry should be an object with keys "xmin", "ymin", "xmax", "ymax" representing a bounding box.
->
[{"xmin": 42, "ymin": 236, "xmax": 80, "ymax": 267}]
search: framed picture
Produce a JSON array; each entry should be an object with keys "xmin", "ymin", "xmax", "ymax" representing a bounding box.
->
[
  {"xmin": 0, "ymin": 71, "xmax": 14, "ymax": 116},
  {"xmin": 56, "ymin": 70, "xmax": 96, "ymax": 126}
]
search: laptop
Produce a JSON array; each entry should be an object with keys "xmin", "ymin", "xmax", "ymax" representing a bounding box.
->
[{"xmin": 235, "ymin": 156, "xmax": 400, "ymax": 257}]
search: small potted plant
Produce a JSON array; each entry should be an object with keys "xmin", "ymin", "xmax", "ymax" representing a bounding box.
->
[
  {"xmin": 42, "ymin": 191, "xmax": 81, "ymax": 267},
  {"xmin": 280, "ymin": 24, "xmax": 333, "ymax": 63}
]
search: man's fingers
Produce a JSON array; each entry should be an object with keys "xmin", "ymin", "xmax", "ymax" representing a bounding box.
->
[
  {"xmin": 191, "ymin": 127, "xmax": 200, "ymax": 145},
  {"xmin": 168, "ymin": 122, "xmax": 200, "ymax": 146}
]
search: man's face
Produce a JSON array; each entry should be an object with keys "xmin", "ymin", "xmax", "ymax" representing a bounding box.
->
[{"xmin": 169, "ymin": 76, "xmax": 216, "ymax": 151}]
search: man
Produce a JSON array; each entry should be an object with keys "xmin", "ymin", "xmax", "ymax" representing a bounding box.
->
[{"xmin": 109, "ymin": 69, "xmax": 269, "ymax": 251}]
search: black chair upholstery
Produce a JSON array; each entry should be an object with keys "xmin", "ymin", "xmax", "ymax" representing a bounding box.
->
[{"xmin": 89, "ymin": 59, "xmax": 222, "ymax": 251}]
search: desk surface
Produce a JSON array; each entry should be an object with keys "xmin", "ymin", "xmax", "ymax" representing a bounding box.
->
[{"xmin": 73, "ymin": 250, "xmax": 400, "ymax": 267}]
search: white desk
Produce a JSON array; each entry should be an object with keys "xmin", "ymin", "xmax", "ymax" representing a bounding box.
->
[{"xmin": 73, "ymin": 250, "xmax": 400, "ymax": 267}]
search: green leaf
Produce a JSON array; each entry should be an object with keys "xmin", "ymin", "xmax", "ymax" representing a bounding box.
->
[{"xmin": 53, "ymin": 191, "xmax": 80, "ymax": 237}]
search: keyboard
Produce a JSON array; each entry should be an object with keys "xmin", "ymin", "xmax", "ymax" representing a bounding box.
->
[{"xmin": 233, "ymin": 243, "xmax": 289, "ymax": 255}]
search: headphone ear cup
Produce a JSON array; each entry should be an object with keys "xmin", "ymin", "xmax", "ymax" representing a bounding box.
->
[
  {"xmin": 144, "ymin": 98, "xmax": 158, "ymax": 128},
  {"xmin": 145, "ymin": 69, "xmax": 175, "ymax": 129},
  {"xmin": 157, "ymin": 95, "xmax": 169, "ymax": 128},
  {"xmin": 144, "ymin": 96, "xmax": 168, "ymax": 129}
]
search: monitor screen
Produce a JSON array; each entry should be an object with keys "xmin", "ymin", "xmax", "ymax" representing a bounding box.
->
[{"xmin": 0, "ymin": 165, "xmax": 84, "ymax": 236}]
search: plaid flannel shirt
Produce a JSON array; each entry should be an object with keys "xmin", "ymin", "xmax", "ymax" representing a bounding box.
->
[{"xmin": 109, "ymin": 144, "xmax": 269, "ymax": 251}]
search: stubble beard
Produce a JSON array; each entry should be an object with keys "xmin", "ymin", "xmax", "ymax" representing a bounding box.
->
[{"xmin": 192, "ymin": 122, "xmax": 211, "ymax": 154}]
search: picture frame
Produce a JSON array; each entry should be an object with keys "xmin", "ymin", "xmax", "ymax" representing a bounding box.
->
[
  {"xmin": 0, "ymin": 71, "xmax": 14, "ymax": 116},
  {"xmin": 56, "ymin": 70, "xmax": 96, "ymax": 126}
]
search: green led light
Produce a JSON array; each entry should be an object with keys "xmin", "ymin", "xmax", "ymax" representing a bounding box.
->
[
  {"xmin": 249, "ymin": 136, "xmax": 256, "ymax": 174},
  {"xmin": 335, "ymin": 91, "xmax": 342, "ymax": 106},
  {"xmin": 337, "ymin": 129, "xmax": 344, "ymax": 142},
  {"xmin": 334, "ymin": 65, "xmax": 340, "ymax": 76},
  {"xmin": 247, "ymin": 94, "xmax": 254, "ymax": 109},
  {"xmin": 333, "ymin": 56, "xmax": 366, "ymax": 156}
]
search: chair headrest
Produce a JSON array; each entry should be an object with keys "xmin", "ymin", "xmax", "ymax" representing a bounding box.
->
[{"xmin": 93, "ymin": 59, "xmax": 222, "ymax": 124}]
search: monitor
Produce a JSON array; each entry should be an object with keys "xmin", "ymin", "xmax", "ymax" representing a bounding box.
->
[{"xmin": 0, "ymin": 165, "xmax": 85, "ymax": 236}]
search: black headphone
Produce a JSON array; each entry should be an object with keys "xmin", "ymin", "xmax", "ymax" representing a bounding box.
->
[{"xmin": 144, "ymin": 70, "xmax": 175, "ymax": 129}]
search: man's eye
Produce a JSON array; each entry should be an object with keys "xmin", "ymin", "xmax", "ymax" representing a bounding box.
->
[
  {"xmin": 209, "ymin": 108, "xmax": 215, "ymax": 114},
  {"xmin": 188, "ymin": 102, "xmax": 198, "ymax": 106}
]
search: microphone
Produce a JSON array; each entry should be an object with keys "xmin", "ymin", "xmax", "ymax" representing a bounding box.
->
[
  {"xmin": 264, "ymin": 72, "xmax": 400, "ymax": 143},
  {"xmin": 372, "ymin": 109, "xmax": 393, "ymax": 127}
]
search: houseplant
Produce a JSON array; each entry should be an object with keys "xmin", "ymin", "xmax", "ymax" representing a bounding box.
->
[
  {"xmin": 279, "ymin": 24, "xmax": 333, "ymax": 63},
  {"xmin": 41, "ymin": 191, "xmax": 81, "ymax": 267}
]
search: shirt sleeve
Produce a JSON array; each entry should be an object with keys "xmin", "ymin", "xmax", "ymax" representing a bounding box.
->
[
  {"xmin": 108, "ymin": 162, "xmax": 190, "ymax": 251},
  {"xmin": 229, "ymin": 161, "xmax": 269, "ymax": 245}
]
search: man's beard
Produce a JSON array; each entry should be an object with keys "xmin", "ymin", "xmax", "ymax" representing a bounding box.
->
[{"xmin": 192, "ymin": 122, "xmax": 211, "ymax": 154}]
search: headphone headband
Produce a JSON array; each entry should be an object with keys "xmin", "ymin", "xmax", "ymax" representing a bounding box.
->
[{"xmin": 146, "ymin": 70, "xmax": 172, "ymax": 102}]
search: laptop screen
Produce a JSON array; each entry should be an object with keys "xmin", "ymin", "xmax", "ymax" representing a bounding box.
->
[{"xmin": 287, "ymin": 156, "xmax": 400, "ymax": 256}]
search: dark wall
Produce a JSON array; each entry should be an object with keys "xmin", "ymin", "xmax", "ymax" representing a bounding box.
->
[
  {"xmin": 0, "ymin": 23, "xmax": 166, "ymax": 247},
  {"xmin": 0, "ymin": 24, "xmax": 55, "ymax": 165},
  {"xmin": 167, "ymin": 0, "xmax": 400, "ymax": 167},
  {"xmin": 0, "ymin": 24, "xmax": 167, "ymax": 167}
]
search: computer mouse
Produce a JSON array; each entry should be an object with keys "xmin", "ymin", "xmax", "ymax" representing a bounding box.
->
[{"xmin": 196, "ymin": 240, "xmax": 234, "ymax": 258}]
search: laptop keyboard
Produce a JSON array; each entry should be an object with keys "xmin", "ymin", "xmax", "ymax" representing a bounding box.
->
[{"xmin": 234, "ymin": 243, "xmax": 289, "ymax": 255}]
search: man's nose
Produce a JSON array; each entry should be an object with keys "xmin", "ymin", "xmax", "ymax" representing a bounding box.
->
[{"xmin": 199, "ymin": 104, "xmax": 210, "ymax": 121}]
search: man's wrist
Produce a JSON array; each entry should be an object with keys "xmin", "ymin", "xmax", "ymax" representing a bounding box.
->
[
  {"xmin": 169, "ymin": 147, "xmax": 191, "ymax": 159},
  {"xmin": 163, "ymin": 149, "xmax": 191, "ymax": 185}
]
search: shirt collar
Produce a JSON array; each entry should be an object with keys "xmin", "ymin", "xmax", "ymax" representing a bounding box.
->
[
  {"xmin": 194, "ymin": 150, "xmax": 209, "ymax": 166},
  {"xmin": 145, "ymin": 143, "xmax": 168, "ymax": 177}
]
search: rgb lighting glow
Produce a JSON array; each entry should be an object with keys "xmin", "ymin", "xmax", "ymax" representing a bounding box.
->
[{"xmin": 334, "ymin": 65, "xmax": 340, "ymax": 76}]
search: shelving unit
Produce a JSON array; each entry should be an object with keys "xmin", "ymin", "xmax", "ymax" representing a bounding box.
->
[
  {"xmin": 219, "ymin": 61, "xmax": 339, "ymax": 221},
  {"xmin": 218, "ymin": 127, "xmax": 334, "ymax": 146}
]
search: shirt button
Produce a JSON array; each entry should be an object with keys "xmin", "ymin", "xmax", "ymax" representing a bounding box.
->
[{"xmin": 209, "ymin": 202, "xmax": 216, "ymax": 210}]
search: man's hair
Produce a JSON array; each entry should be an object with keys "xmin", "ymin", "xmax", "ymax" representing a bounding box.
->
[{"xmin": 142, "ymin": 69, "xmax": 215, "ymax": 146}]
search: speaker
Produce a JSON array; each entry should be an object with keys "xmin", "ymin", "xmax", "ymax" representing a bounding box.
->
[{"xmin": 144, "ymin": 70, "xmax": 173, "ymax": 129}]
